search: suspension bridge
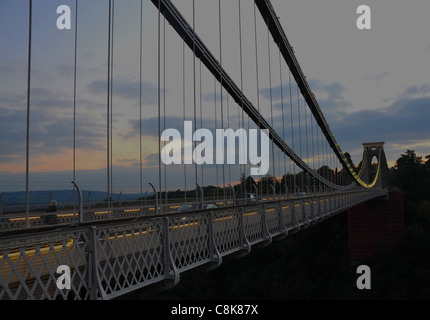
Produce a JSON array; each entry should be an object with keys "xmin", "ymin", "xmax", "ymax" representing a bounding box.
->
[{"xmin": 0, "ymin": 0, "xmax": 399, "ymax": 300}]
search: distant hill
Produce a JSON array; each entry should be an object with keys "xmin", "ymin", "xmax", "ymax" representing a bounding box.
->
[{"xmin": 1, "ymin": 190, "xmax": 153, "ymax": 212}]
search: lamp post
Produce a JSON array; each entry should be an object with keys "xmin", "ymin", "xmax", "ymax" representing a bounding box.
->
[{"xmin": 149, "ymin": 183, "xmax": 158, "ymax": 214}]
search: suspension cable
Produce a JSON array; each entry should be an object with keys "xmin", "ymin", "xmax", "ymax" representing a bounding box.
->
[
  {"xmin": 106, "ymin": 0, "xmax": 112, "ymax": 210},
  {"xmin": 110, "ymin": 0, "xmax": 115, "ymax": 204},
  {"xmin": 25, "ymin": 0, "xmax": 33, "ymax": 225},
  {"xmin": 218, "ymin": 0, "xmax": 226, "ymax": 200},
  {"xmin": 267, "ymin": 19, "xmax": 275, "ymax": 189},
  {"xmin": 193, "ymin": 0, "xmax": 198, "ymax": 203},
  {"xmin": 304, "ymin": 98, "xmax": 309, "ymax": 191},
  {"xmin": 288, "ymin": 62, "xmax": 296, "ymax": 193},
  {"xmin": 311, "ymin": 105, "xmax": 316, "ymax": 192},
  {"xmin": 163, "ymin": 14, "xmax": 167, "ymax": 205},
  {"xmin": 182, "ymin": 40, "xmax": 187, "ymax": 202},
  {"xmin": 253, "ymin": 1, "xmax": 262, "ymax": 196},
  {"xmin": 73, "ymin": 0, "xmax": 79, "ymax": 210},
  {"xmin": 199, "ymin": 60, "xmax": 204, "ymax": 188},
  {"xmin": 238, "ymin": 0, "xmax": 245, "ymax": 195},
  {"xmin": 297, "ymin": 84, "xmax": 303, "ymax": 191},
  {"xmin": 157, "ymin": 0, "xmax": 162, "ymax": 206},
  {"xmin": 278, "ymin": 47, "xmax": 287, "ymax": 193},
  {"xmin": 139, "ymin": 0, "xmax": 143, "ymax": 208}
]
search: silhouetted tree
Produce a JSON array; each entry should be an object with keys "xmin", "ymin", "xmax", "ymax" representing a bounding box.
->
[{"xmin": 392, "ymin": 150, "xmax": 429, "ymax": 204}]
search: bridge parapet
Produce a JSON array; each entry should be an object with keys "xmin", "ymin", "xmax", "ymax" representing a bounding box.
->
[{"xmin": 0, "ymin": 190, "xmax": 386, "ymax": 300}]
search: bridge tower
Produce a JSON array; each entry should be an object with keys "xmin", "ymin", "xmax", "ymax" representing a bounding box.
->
[
  {"xmin": 358, "ymin": 142, "xmax": 391, "ymax": 189},
  {"xmin": 347, "ymin": 142, "xmax": 404, "ymax": 261}
]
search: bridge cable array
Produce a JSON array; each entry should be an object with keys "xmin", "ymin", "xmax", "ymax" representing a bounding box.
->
[{"xmin": 16, "ymin": 0, "xmax": 387, "ymax": 220}]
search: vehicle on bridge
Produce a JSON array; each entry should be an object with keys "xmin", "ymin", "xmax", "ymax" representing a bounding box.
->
[
  {"xmin": 235, "ymin": 193, "xmax": 258, "ymax": 205},
  {"xmin": 173, "ymin": 202, "xmax": 218, "ymax": 213},
  {"xmin": 293, "ymin": 192, "xmax": 307, "ymax": 198}
]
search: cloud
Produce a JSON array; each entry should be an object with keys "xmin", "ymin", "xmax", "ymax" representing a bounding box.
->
[
  {"xmin": 0, "ymin": 108, "xmax": 106, "ymax": 164},
  {"xmin": 306, "ymin": 79, "xmax": 352, "ymax": 113},
  {"xmin": 129, "ymin": 115, "xmax": 221, "ymax": 138},
  {"xmin": 258, "ymin": 82, "xmax": 430, "ymax": 163},
  {"xmin": 0, "ymin": 88, "xmax": 107, "ymax": 164},
  {"xmin": 88, "ymin": 76, "xmax": 160, "ymax": 105},
  {"xmin": 56, "ymin": 64, "xmax": 75, "ymax": 78},
  {"xmin": 0, "ymin": 161, "xmax": 226, "ymax": 193},
  {"xmin": 202, "ymin": 91, "xmax": 228, "ymax": 102},
  {"xmin": 329, "ymin": 85, "xmax": 430, "ymax": 158},
  {"xmin": 362, "ymin": 72, "xmax": 391, "ymax": 81},
  {"xmin": 261, "ymin": 79, "xmax": 351, "ymax": 118},
  {"xmin": 400, "ymin": 84, "xmax": 430, "ymax": 99}
]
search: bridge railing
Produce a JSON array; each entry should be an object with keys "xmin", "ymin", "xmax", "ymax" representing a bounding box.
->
[
  {"xmin": 0, "ymin": 193, "xmax": 331, "ymax": 232},
  {"xmin": 0, "ymin": 190, "xmax": 386, "ymax": 300}
]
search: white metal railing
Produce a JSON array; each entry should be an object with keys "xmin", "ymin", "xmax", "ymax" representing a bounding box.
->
[
  {"xmin": 0, "ymin": 192, "xmax": 338, "ymax": 232},
  {"xmin": 0, "ymin": 190, "xmax": 386, "ymax": 300}
]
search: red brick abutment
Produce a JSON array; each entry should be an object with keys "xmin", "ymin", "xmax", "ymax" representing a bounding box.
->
[{"xmin": 347, "ymin": 191, "xmax": 405, "ymax": 261}]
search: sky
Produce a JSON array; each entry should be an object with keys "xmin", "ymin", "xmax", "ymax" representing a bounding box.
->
[{"xmin": 0, "ymin": 0, "xmax": 429, "ymax": 195}]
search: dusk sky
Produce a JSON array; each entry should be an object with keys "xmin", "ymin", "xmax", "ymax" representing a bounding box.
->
[{"xmin": 1, "ymin": 0, "xmax": 430, "ymax": 194}]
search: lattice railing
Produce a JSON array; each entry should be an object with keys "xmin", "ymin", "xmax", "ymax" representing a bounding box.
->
[{"xmin": 0, "ymin": 190, "xmax": 386, "ymax": 300}]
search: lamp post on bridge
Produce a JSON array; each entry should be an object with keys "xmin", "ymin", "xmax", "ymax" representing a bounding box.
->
[
  {"xmin": 0, "ymin": 192, "xmax": 4, "ymax": 217},
  {"xmin": 252, "ymin": 184, "xmax": 259, "ymax": 204},
  {"xmin": 195, "ymin": 183, "xmax": 204, "ymax": 209},
  {"xmin": 88, "ymin": 191, "xmax": 92, "ymax": 210},
  {"xmin": 228, "ymin": 184, "xmax": 235, "ymax": 205},
  {"xmin": 149, "ymin": 183, "xmax": 158, "ymax": 215},
  {"xmin": 48, "ymin": 191, "xmax": 53, "ymax": 206},
  {"xmin": 71, "ymin": 181, "xmax": 83, "ymax": 223},
  {"xmin": 283, "ymin": 184, "xmax": 288, "ymax": 198},
  {"xmin": 295, "ymin": 185, "xmax": 300, "ymax": 197},
  {"xmin": 270, "ymin": 183, "xmax": 276, "ymax": 199}
]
